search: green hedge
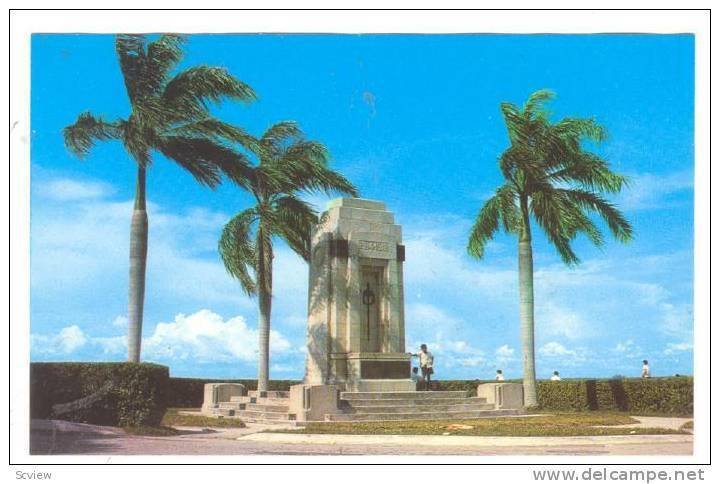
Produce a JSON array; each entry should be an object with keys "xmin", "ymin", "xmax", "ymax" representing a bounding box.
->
[
  {"xmin": 536, "ymin": 377, "xmax": 693, "ymax": 415},
  {"xmin": 439, "ymin": 377, "xmax": 693, "ymax": 415},
  {"xmin": 165, "ymin": 377, "xmax": 301, "ymax": 407},
  {"xmin": 30, "ymin": 362, "xmax": 170, "ymax": 427}
]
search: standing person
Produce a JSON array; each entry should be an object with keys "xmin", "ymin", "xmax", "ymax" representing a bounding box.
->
[
  {"xmin": 495, "ymin": 369, "xmax": 505, "ymax": 381},
  {"xmin": 551, "ymin": 370, "xmax": 562, "ymax": 381},
  {"xmin": 642, "ymin": 360, "xmax": 651, "ymax": 378},
  {"xmin": 409, "ymin": 344, "xmax": 434, "ymax": 391}
]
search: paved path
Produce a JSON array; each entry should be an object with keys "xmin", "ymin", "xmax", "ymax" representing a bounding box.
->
[{"xmin": 29, "ymin": 419, "xmax": 693, "ymax": 456}]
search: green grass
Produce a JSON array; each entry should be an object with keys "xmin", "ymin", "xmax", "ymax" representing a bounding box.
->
[
  {"xmin": 160, "ymin": 408, "xmax": 246, "ymax": 428},
  {"xmin": 270, "ymin": 412, "xmax": 686, "ymax": 437}
]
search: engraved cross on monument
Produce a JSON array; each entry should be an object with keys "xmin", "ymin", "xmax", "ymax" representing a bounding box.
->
[{"xmin": 304, "ymin": 198, "xmax": 415, "ymax": 392}]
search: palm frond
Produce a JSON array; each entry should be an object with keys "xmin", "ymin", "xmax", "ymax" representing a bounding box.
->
[
  {"xmin": 522, "ymin": 89, "xmax": 555, "ymax": 118},
  {"xmin": 115, "ymin": 35, "xmax": 148, "ymax": 104},
  {"xmin": 163, "ymin": 66, "xmax": 257, "ymax": 120},
  {"xmin": 557, "ymin": 189, "xmax": 634, "ymax": 243},
  {"xmin": 158, "ymin": 135, "xmax": 253, "ymax": 188},
  {"xmin": 270, "ymin": 195, "xmax": 317, "ymax": 261},
  {"xmin": 219, "ymin": 209, "xmax": 258, "ymax": 296},
  {"xmin": 468, "ymin": 191, "xmax": 503, "ymax": 259},
  {"xmin": 273, "ymin": 141, "xmax": 358, "ymax": 196},
  {"xmin": 146, "ymin": 34, "xmax": 186, "ymax": 93},
  {"xmin": 63, "ymin": 112, "xmax": 123, "ymax": 158},
  {"xmin": 529, "ymin": 190, "xmax": 580, "ymax": 265},
  {"xmin": 171, "ymin": 118, "xmax": 261, "ymax": 154}
]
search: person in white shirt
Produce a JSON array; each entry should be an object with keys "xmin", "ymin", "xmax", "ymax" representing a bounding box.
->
[
  {"xmin": 495, "ymin": 369, "xmax": 505, "ymax": 381},
  {"xmin": 409, "ymin": 344, "xmax": 434, "ymax": 390},
  {"xmin": 642, "ymin": 360, "xmax": 650, "ymax": 378},
  {"xmin": 551, "ymin": 371, "xmax": 562, "ymax": 381}
]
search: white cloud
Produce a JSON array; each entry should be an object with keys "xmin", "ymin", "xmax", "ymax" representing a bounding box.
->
[
  {"xmin": 111, "ymin": 315, "xmax": 128, "ymax": 328},
  {"xmin": 32, "ymin": 309, "xmax": 293, "ymax": 365},
  {"xmin": 142, "ymin": 309, "xmax": 291, "ymax": 363},
  {"xmin": 40, "ymin": 178, "xmax": 114, "ymax": 201},
  {"xmin": 613, "ymin": 339, "xmax": 642, "ymax": 357},
  {"xmin": 537, "ymin": 301, "xmax": 593, "ymax": 340},
  {"xmin": 495, "ymin": 344, "xmax": 515, "ymax": 364},
  {"xmin": 31, "ymin": 324, "xmax": 88, "ymax": 355},
  {"xmin": 615, "ymin": 171, "xmax": 693, "ymax": 211},
  {"xmin": 538, "ymin": 341, "xmax": 585, "ymax": 362},
  {"xmin": 663, "ymin": 342, "xmax": 693, "ymax": 355}
]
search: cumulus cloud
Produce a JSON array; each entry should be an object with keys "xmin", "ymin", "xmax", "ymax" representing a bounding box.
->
[
  {"xmin": 538, "ymin": 341, "xmax": 585, "ymax": 362},
  {"xmin": 537, "ymin": 301, "xmax": 593, "ymax": 340},
  {"xmin": 31, "ymin": 324, "xmax": 88, "ymax": 355},
  {"xmin": 143, "ymin": 309, "xmax": 291, "ymax": 363},
  {"xmin": 31, "ymin": 309, "xmax": 293, "ymax": 365},
  {"xmin": 39, "ymin": 178, "xmax": 115, "ymax": 201}
]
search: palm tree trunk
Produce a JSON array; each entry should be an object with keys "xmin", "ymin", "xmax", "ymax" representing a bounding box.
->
[
  {"xmin": 256, "ymin": 224, "xmax": 273, "ymax": 393},
  {"xmin": 518, "ymin": 197, "xmax": 538, "ymax": 407},
  {"xmin": 127, "ymin": 165, "xmax": 148, "ymax": 363}
]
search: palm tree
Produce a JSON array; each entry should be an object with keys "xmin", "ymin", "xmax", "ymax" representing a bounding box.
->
[
  {"xmin": 219, "ymin": 121, "xmax": 358, "ymax": 392},
  {"xmin": 63, "ymin": 34, "xmax": 258, "ymax": 362},
  {"xmin": 467, "ymin": 89, "xmax": 633, "ymax": 407}
]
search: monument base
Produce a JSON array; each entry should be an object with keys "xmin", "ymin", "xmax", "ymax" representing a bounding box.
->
[
  {"xmin": 477, "ymin": 382, "xmax": 524, "ymax": 409},
  {"xmin": 348, "ymin": 379, "xmax": 417, "ymax": 392}
]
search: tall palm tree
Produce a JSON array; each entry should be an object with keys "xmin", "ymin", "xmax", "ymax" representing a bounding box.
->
[
  {"xmin": 219, "ymin": 121, "xmax": 358, "ymax": 392},
  {"xmin": 467, "ymin": 89, "xmax": 633, "ymax": 407},
  {"xmin": 63, "ymin": 34, "xmax": 257, "ymax": 362}
]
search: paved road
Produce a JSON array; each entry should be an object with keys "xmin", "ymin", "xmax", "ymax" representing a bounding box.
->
[{"xmin": 29, "ymin": 419, "xmax": 693, "ymax": 456}]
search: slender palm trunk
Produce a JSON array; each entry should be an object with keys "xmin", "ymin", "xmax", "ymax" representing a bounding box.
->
[
  {"xmin": 127, "ymin": 165, "xmax": 148, "ymax": 363},
  {"xmin": 256, "ymin": 224, "xmax": 273, "ymax": 392},
  {"xmin": 518, "ymin": 197, "xmax": 538, "ymax": 407}
]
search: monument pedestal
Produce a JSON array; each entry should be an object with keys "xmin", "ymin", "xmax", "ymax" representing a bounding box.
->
[
  {"xmin": 304, "ymin": 198, "xmax": 413, "ymax": 390},
  {"xmin": 340, "ymin": 352, "xmax": 415, "ymax": 392}
]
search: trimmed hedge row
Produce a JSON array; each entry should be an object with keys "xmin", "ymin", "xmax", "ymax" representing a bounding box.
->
[
  {"xmin": 437, "ymin": 377, "xmax": 693, "ymax": 415},
  {"xmin": 30, "ymin": 362, "xmax": 170, "ymax": 427},
  {"xmin": 535, "ymin": 377, "xmax": 693, "ymax": 415}
]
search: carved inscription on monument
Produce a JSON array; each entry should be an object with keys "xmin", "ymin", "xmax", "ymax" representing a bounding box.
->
[{"xmin": 359, "ymin": 240, "xmax": 389, "ymax": 252}]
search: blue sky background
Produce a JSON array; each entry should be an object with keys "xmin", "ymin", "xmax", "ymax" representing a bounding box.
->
[{"xmin": 30, "ymin": 33, "xmax": 694, "ymax": 380}]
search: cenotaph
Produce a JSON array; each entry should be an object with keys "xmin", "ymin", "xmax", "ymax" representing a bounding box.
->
[{"xmin": 303, "ymin": 198, "xmax": 415, "ymax": 392}]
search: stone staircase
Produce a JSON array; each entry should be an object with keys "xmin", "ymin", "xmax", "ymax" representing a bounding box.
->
[
  {"xmin": 209, "ymin": 391, "xmax": 296, "ymax": 423},
  {"xmin": 327, "ymin": 390, "xmax": 522, "ymax": 422},
  {"xmin": 208, "ymin": 389, "xmax": 521, "ymax": 423}
]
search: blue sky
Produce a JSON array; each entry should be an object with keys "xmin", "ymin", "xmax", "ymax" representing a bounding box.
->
[{"xmin": 30, "ymin": 33, "xmax": 694, "ymax": 380}]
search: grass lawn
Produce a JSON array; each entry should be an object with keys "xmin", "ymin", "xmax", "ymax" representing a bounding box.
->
[
  {"xmin": 160, "ymin": 408, "xmax": 246, "ymax": 428},
  {"xmin": 270, "ymin": 412, "xmax": 688, "ymax": 437}
]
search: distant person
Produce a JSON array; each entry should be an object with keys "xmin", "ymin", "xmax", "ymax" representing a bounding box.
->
[
  {"xmin": 551, "ymin": 371, "xmax": 562, "ymax": 381},
  {"xmin": 642, "ymin": 360, "xmax": 651, "ymax": 378},
  {"xmin": 409, "ymin": 344, "xmax": 434, "ymax": 390},
  {"xmin": 495, "ymin": 369, "xmax": 505, "ymax": 381}
]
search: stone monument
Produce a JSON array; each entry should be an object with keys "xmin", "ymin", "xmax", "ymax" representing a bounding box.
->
[{"xmin": 303, "ymin": 198, "xmax": 414, "ymax": 392}]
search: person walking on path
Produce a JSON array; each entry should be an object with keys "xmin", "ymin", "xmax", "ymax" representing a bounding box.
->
[{"xmin": 409, "ymin": 344, "xmax": 434, "ymax": 390}]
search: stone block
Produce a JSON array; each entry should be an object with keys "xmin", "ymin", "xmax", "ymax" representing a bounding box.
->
[
  {"xmin": 477, "ymin": 382, "xmax": 524, "ymax": 409},
  {"xmin": 288, "ymin": 384, "xmax": 342, "ymax": 422},
  {"xmin": 201, "ymin": 383, "xmax": 247, "ymax": 415}
]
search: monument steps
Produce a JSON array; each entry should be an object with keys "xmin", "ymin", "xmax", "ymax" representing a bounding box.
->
[
  {"xmin": 342, "ymin": 403, "xmax": 496, "ymax": 414},
  {"xmin": 340, "ymin": 390, "xmax": 468, "ymax": 400},
  {"xmin": 325, "ymin": 408, "xmax": 522, "ymax": 422},
  {"xmin": 342, "ymin": 397, "xmax": 488, "ymax": 407}
]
